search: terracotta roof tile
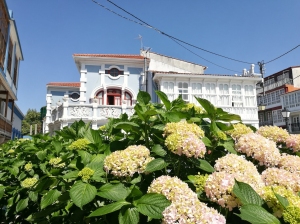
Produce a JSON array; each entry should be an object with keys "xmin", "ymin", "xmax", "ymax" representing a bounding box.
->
[
  {"xmin": 73, "ymin": 54, "xmax": 144, "ymax": 59},
  {"xmin": 47, "ymin": 82, "xmax": 80, "ymax": 87}
]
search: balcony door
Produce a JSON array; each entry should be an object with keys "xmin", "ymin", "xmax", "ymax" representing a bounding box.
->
[{"xmin": 107, "ymin": 89, "xmax": 121, "ymax": 105}]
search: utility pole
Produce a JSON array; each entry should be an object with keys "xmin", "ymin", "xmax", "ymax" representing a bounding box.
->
[{"xmin": 258, "ymin": 60, "xmax": 266, "ymax": 102}]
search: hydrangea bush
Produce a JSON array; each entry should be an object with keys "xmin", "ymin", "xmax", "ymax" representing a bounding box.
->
[{"xmin": 0, "ymin": 90, "xmax": 300, "ymax": 223}]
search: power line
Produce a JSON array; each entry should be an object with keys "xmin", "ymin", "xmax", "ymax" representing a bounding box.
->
[
  {"xmin": 91, "ymin": 0, "xmax": 254, "ymax": 65},
  {"xmin": 265, "ymin": 45, "xmax": 300, "ymax": 64},
  {"xmin": 170, "ymin": 38, "xmax": 241, "ymax": 73}
]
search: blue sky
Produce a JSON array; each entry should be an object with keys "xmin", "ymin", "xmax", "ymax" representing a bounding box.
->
[{"xmin": 6, "ymin": 0, "xmax": 300, "ymax": 114}]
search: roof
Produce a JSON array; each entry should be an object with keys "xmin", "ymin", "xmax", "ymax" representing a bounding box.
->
[
  {"xmin": 73, "ymin": 54, "xmax": 144, "ymax": 60},
  {"xmin": 47, "ymin": 82, "xmax": 80, "ymax": 87},
  {"xmin": 152, "ymin": 71, "xmax": 258, "ymax": 78},
  {"xmin": 141, "ymin": 50, "xmax": 207, "ymax": 69}
]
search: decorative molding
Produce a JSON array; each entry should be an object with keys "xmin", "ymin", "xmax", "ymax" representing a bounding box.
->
[
  {"xmin": 70, "ymin": 107, "xmax": 90, "ymax": 117},
  {"xmin": 100, "ymin": 107, "xmax": 122, "ymax": 118}
]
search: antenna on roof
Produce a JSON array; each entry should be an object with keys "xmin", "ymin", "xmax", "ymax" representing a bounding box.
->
[{"xmin": 136, "ymin": 34, "xmax": 143, "ymax": 50}]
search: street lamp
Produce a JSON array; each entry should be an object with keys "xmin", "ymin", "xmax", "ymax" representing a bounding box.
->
[
  {"xmin": 281, "ymin": 107, "xmax": 290, "ymax": 132},
  {"xmin": 258, "ymin": 102, "xmax": 266, "ymax": 111}
]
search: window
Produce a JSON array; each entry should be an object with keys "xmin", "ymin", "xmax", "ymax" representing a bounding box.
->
[
  {"xmin": 219, "ymin": 84, "xmax": 229, "ymax": 94},
  {"xmin": 105, "ymin": 68, "xmax": 124, "ymax": 77},
  {"xmin": 13, "ymin": 57, "xmax": 19, "ymax": 85},
  {"xmin": 192, "ymin": 83, "xmax": 202, "ymax": 94},
  {"xmin": 163, "ymin": 82, "xmax": 174, "ymax": 101},
  {"xmin": 163, "ymin": 82, "xmax": 174, "ymax": 93},
  {"xmin": 0, "ymin": 1, "xmax": 9, "ymax": 70},
  {"xmin": 7, "ymin": 38, "xmax": 13, "ymax": 75},
  {"xmin": 232, "ymin": 84, "xmax": 242, "ymax": 106},
  {"xmin": 219, "ymin": 84, "xmax": 229, "ymax": 105},
  {"xmin": 205, "ymin": 83, "xmax": 216, "ymax": 94},
  {"xmin": 178, "ymin": 82, "xmax": 189, "ymax": 101},
  {"xmin": 69, "ymin": 92, "xmax": 80, "ymax": 101},
  {"xmin": 124, "ymin": 92, "xmax": 132, "ymax": 106},
  {"xmin": 96, "ymin": 89, "xmax": 132, "ymax": 106}
]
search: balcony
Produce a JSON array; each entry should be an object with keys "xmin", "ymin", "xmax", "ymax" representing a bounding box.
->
[
  {"xmin": 291, "ymin": 122, "xmax": 300, "ymax": 133},
  {"xmin": 0, "ymin": 114, "xmax": 12, "ymax": 137},
  {"xmin": 259, "ymin": 120, "xmax": 273, "ymax": 127},
  {"xmin": 257, "ymin": 78, "xmax": 293, "ymax": 94}
]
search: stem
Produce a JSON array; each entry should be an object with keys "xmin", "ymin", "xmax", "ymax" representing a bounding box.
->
[
  {"xmin": 176, "ymin": 158, "xmax": 181, "ymax": 177},
  {"xmin": 144, "ymin": 123, "xmax": 149, "ymax": 148}
]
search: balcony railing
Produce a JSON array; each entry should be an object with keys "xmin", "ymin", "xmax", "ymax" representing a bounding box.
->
[
  {"xmin": 259, "ymin": 120, "xmax": 273, "ymax": 127},
  {"xmin": 257, "ymin": 78, "xmax": 293, "ymax": 94},
  {"xmin": 291, "ymin": 123, "xmax": 300, "ymax": 132},
  {"xmin": 0, "ymin": 115, "xmax": 12, "ymax": 137}
]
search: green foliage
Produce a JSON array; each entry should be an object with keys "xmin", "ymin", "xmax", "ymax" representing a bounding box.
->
[
  {"xmin": 21, "ymin": 109, "xmax": 42, "ymax": 135},
  {"xmin": 1, "ymin": 91, "xmax": 296, "ymax": 223}
]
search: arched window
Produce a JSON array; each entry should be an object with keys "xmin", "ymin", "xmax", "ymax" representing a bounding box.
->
[
  {"xmin": 96, "ymin": 89, "xmax": 132, "ymax": 106},
  {"xmin": 105, "ymin": 68, "xmax": 124, "ymax": 77},
  {"xmin": 96, "ymin": 91, "xmax": 104, "ymax": 105},
  {"xmin": 124, "ymin": 92, "xmax": 132, "ymax": 106}
]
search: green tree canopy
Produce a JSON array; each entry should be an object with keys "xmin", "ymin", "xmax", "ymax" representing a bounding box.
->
[{"xmin": 21, "ymin": 109, "xmax": 42, "ymax": 135}]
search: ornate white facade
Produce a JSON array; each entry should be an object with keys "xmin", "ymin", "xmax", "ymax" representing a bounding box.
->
[{"xmin": 44, "ymin": 50, "xmax": 262, "ymax": 135}]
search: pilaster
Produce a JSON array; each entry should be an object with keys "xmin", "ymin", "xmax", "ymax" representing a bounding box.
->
[
  {"xmin": 80, "ymin": 69, "xmax": 87, "ymax": 104},
  {"xmin": 45, "ymin": 94, "xmax": 52, "ymax": 133}
]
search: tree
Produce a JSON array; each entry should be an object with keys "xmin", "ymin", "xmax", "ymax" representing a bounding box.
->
[{"xmin": 21, "ymin": 109, "xmax": 42, "ymax": 135}]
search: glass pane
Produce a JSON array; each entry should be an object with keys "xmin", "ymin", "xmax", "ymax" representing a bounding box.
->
[
  {"xmin": 169, "ymin": 82, "xmax": 174, "ymax": 91},
  {"xmin": 178, "ymin": 82, "xmax": 182, "ymax": 88},
  {"xmin": 183, "ymin": 83, "xmax": 188, "ymax": 88}
]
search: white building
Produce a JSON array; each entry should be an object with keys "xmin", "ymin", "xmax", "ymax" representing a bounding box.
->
[{"xmin": 44, "ymin": 50, "xmax": 262, "ymax": 135}]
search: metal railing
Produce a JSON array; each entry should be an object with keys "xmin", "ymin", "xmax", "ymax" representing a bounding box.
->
[{"xmin": 259, "ymin": 120, "xmax": 273, "ymax": 127}]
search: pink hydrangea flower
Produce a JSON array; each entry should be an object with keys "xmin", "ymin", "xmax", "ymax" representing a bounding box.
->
[{"xmin": 235, "ymin": 133, "xmax": 281, "ymax": 167}]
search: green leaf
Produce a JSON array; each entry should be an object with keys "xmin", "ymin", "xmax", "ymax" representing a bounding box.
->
[
  {"xmin": 198, "ymin": 159, "xmax": 215, "ymax": 173},
  {"xmin": 16, "ymin": 198, "xmax": 29, "ymax": 212},
  {"xmin": 128, "ymin": 186, "xmax": 143, "ymax": 199},
  {"xmin": 201, "ymin": 136, "xmax": 212, "ymax": 147},
  {"xmin": 134, "ymin": 193, "xmax": 171, "ymax": 219},
  {"xmin": 165, "ymin": 111, "xmax": 184, "ymax": 122},
  {"xmin": 145, "ymin": 158, "xmax": 169, "ymax": 173},
  {"xmin": 84, "ymin": 129, "xmax": 102, "ymax": 144},
  {"xmin": 62, "ymin": 170, "xmax": 79, "ymax": 179},
  {"xmin": 98, "ymin": 183, "xmax": 130, "ymax": 201},
  {"xmin": 152, "ymin": 124, "xmax": 165, "ymax": 131},
  {"xmin": 29, "ymin": 191, "xmax": 38, "ymax": 202},
  {"xmin": 195, "ymin": 97, "xmax": 216, "ymax": 119},
  {"xmin": 89, "ymin": 200, "xmax": 130, "ymax": 217},
  {"xmin": 218, "ymin": 112, "xmax": 241, "ymax": 122},
  {"xmin": 134, "ymin": 104, "xmax": 146, "ymax": 121},
  {"xmin": 151, "ymin": 145, "xmax": 167, "ymax": 157},
  {"xmin": 219, "ymin": 141, "xmax": 237, "ymax": 154},
  {"xmin": 78, "ymin": 150, "xmax": 92, "ymax": 166},
  {"xmin": 35, "ymin": 178, "xmax": 57, "ymax": 192},
  {"xmin": 8, "ymin": 166, "xmax": 19, "ymax": 176},
  {"xmin": 113, "ymin": 122, "xmax": 140, "ymax": 131},
  {"xmin": 137, "ymin": 91, "xmax": 151, "ymax": 105},
  {"xmin": 238, "ymin": 204, "xmax": 280, "ymax": 224},
  {"xmin": 52, "ymin": 141, "xmax": 62, "ymax": 154},
  {"xmin": 36, "ymin": 150, "xmax": 47, "ymax": 161},
  {"xmin": 155, "ymin": 91, "xmax": 171, "ymax": 110},
  {"xmin": 41, "ymin": 189, "xmax": 61, "ymax": 209},
  {"xmin": 130, "ymin": 175, "xmax": 141, "ymax": 184},
  {"xmin": 233, "ymin": 180, "xmax": 264, "ymax": 206},
  {"xmin": 274, "ymin": 193, "xmax": 289, "ymax": 209},
  {"xmin": 119, "ymin": 207, "xmax": 139, "ymax": 224},
  {"xmin": 70, "ymin": 181, "xmax": 97, "ymax": 209},
  {"xmin": 0, "ymin": 186, "xmax": 5, "ymax": 199}
]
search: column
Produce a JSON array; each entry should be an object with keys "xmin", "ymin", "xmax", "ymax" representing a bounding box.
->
[
  {"xmin": 61, "ymin": 94, "xmax": 69, "ymax": 128},
  {"xmin": 45, "ymin": 94, "xmax": 52, "ymax": 133},
  {"xmin": 80, "ymin": 68, "xmax": 87, "ymax": 104}
]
